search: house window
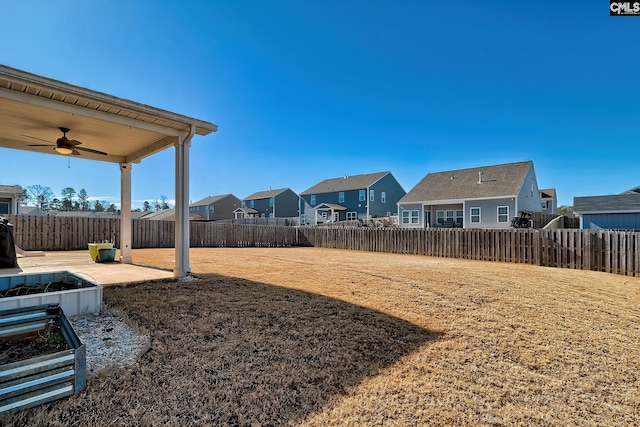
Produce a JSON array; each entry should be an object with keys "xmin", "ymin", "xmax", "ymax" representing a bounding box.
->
[
  {"xmin": 497, "ymin": 206, "xmax": 509, "ymax": 223},
  {"xmin": 0, "ymin": 202, "xmax": 8, "ymax": 215},
  {"xmin": 347, "ymin": 211, "xmax": 357, "ymax": 220},
  {"xmin": 470, "ymin": 207, "xmax": 481, "ymax": 223},
  {"xmin": 359, "ymin": 190, "xmax": 365, "ymax": 201},
  {"xmin": 402, "ymin": 210, "xmax": 419, "ymax": 225},
  {"xmin": 310, "ymin": 195, "xmax": 316, "ymax": 206},
  {"xmin": 436, "ymin": 210, "xmax": 445, "ymax": 224},
  {"xmin": 269, "ymin": 198, "xmax": 274, "ymax": 207},
  {"xmin": 334, "ymin": 213, "xmax": 339, "ymax": 222},
  {"xmin": 456, "ymin": 210, "xmax": 463, "ymax": 226},
  {"xmin": 370, "ymin": 189, "xmax": 375, "ymax": 202},
  {"xmin": 381, "ymin": 191, "xmax": 386, "ymax": 203},
  {"xmin": 242, "ymin": 201, "xmax": 246, "ymax": 208},
  {"xmin": 249, "ymin": 200, "xmax": 255, "ymax": 208},
  {"xmin": 541, "ymin": 201, "xmax": 548, "ymax": 209},
  {"xmin": 402, "ymin": 211, "xmax": 410, "ymax": 224},
  {"xmin": 338, "ymin": 192, "xmax": 344, "ymax": 203},
  {"xmin": 321, "ymin": 212, "xmax": 327, "ymax": 219}
]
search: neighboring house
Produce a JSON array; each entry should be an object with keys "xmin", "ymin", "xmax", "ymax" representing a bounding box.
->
[
  {"xmin": 573, "ymin": 186, "xmax": 640, "ymax": 230},
  {"xmin": 233, "ymin": 207, "xmax": 259, "ymax": 219},
  {"xmin": 540, "ymin": 188, "xmax": 557, "ymax": 215},
  {"xmin": 0, "ymin": 185, "xmax": 24, "ymax": 215},
  {"xmin": 398, "ymin": 161, "xmax": 542, "ymax": 229},
  {"xmin": 18, "ymin": 206, "xmax": 48, "ymax": 216},
  {"xmin": 241, "ymin": 188, "xmax": 299, "ymax": 218},
  {"xmin": 139, "ymin": 209, "xmax": 175, "ymax": 221},
  {"xmin": 189, "ymin": 194, "xmax": 241, "ymax": 221},
  {"xmin": 300, "ymin": 171, "xmax": 406, "ymax": 224}
]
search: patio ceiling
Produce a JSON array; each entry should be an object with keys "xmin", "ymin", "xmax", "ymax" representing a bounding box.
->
[{"xmin": 0, "ymin": 65, "xmax": 217, "ymax": 163}]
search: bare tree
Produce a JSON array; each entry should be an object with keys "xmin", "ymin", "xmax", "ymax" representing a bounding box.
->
[
  {"xmin": 25, "ymin": 185, "xmax": 54, "ymax": 210},
  {"xmin": 159, "ymin": 195, "xmax": 170, "ymax": 210}
]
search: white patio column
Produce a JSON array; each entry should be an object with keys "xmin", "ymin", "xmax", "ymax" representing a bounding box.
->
[
  {"xmin": 174, "ymin": 126, "xmax": 194, "ymax": 277},
  {"xmin": 120, "ymin": 162, "xmax": 133, "ymax": 264}
]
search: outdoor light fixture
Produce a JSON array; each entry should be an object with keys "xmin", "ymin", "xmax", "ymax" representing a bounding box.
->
[{"xmin": 54, "ymin": 146, "xmax": 73, "ymax": 155}]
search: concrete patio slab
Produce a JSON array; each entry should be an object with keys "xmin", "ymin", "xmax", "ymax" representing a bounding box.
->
[{"xmin": 0, "ymin": 250, "xmax": 173, "ymax": 285}]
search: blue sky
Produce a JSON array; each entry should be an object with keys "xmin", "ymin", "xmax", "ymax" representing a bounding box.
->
[{"xmin": 1, "ymin": 0, "xmax": 638, "ymax": 209}]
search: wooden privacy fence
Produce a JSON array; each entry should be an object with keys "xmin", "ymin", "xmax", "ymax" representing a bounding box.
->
[
  {"xmin": 5, "ymin": 216, "xmax": 297, "ymax": 251},
  {"xmin": 4, "ymin": 215, "xmax": 639, "ymax": 276},
  {"xmin": 297, "ymin": 227, "xmax": 639, "ymax": 276}
]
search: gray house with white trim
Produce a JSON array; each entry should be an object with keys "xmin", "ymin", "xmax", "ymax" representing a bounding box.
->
[
  {"xmin": 398, "ymin": 161, "xmax": 542, "ymax": 229},
  {"xmin": 300, "ymin": 171, "xmax": 406, "ymax": 224},
  {"xmin": 189, "ymin": 194, "xmax": 241, "ymax": 220},
  {"xmin": 241, "ymin": 188, "xmax": 299, "ymax": 218},
  {"xmin": 0, "ymin": 185, "xmax": 24, "ymax": 215},
  {"xmin": 573, "ymin": 186, "xmax": 640, "ymax": 230}
]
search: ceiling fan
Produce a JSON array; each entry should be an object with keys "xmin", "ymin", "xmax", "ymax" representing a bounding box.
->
[{"xmin": 23, "ymin": 127, "xmax": 108, "ymax": 156}]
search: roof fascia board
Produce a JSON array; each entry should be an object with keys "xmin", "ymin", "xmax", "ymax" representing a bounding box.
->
[
  {"xmin": 0, "ymin": 87, "xmax": 184, "ymax": 137},
  {"xmin": 513, "ymin": 162, "xmax": 532, "ymax": 200},
  {"xmin": 574, "ymin": 209, "xmax": 640, "ymax": 214},
  {"xmin": 0, "ymin": 65, "xmax": 217, "ymax": 135},
  {"xmin": 367, "ymin": 172, "xmax": 389, "ymax": 188}
]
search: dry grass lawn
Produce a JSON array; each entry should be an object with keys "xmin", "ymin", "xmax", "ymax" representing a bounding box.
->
[{"xmin": 2, "ymin": 247, "xmax": 639, "ymax": 426}]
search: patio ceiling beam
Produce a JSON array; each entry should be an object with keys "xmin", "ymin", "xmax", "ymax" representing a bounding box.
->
[
  {"xmin": 0, "ymin": 87, "xmax": 185, "ymax": 137},
  {"xmin": 125, "ymin": 135, "xmax": 177, "ymax": 164}
]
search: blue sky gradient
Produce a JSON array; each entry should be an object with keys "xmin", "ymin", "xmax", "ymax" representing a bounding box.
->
[{"xmin": 1, "ymin": 0, "xmax": 638, "ymax": 208}]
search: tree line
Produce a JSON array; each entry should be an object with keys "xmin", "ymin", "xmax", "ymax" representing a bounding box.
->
[{"xmin": 19, "ymin": 185, "xmax": 171, "ymax": 213}]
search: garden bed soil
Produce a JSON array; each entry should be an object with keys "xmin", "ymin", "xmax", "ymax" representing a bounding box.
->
[{"xmin": 0, "ymin": 323, "xmax": 69, "ymax": 365}]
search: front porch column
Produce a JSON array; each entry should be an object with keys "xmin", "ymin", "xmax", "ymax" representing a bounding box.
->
[
  {"xmin": 120, "ymin": 162, "xmax": 133, "ymax": 264},
  {"xmin": 174, "ymin": 126, "xmax": 194, "ymax": 277}
]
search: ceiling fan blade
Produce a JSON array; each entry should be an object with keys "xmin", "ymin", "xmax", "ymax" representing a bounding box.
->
[
  {"xmin": 72, "ymin": 149, "xmax": 81, "ymax": 156},
  {"xmin": 27, "ymin": 144, "xmax": 55, "ymax": 147},
  {"xmin": 75, "ymin": 146, "xmax": 108, "ymax": 156},
  {"xmin": 21, "ymin": 134, "xmax": 53, "ymax": 143},
  {"xmin": 67, "ymin": 139, "xmax": 82, "ymax": 146}
]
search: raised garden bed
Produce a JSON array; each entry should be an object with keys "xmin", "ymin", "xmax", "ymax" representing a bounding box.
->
[
  {"xmin": 0, "ymin": 304, "xmax": 86, "ymax": 413},
  {"xmin": 0, "ymin": 271, "xmax": 102, "ymax": 316}
]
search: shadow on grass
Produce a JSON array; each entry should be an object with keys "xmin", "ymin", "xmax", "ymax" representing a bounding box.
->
[{"xmin": 3, "ymin": 275, "xmax": 440, "ymax": 426}]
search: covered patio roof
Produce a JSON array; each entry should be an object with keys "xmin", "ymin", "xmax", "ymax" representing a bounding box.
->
[{"xmin": 0, "ymin": 64, "xmax": 218, "ymax": 277}]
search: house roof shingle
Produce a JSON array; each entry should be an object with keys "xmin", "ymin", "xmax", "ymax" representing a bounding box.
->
[
  {"xmin": 243, "ymin": 188, "xmax": 292, "ymax": 201},
  {"xmin": 573, "ymin": 194, "xmax": 640, "ymax": 213},
  {"xmin": 0, "ymin": 185, "xmax": 23, "ymax": 194},
  {"xmin": 300, "ymin": 172, "xmax": 389, "ymax": 196},
  {"xmin": 399, "ymin": 161, "xmax": 533, "ymax": 204},
  {"xmin": 190, "ymin": 194, "xmax": 235, "ymax": 207}
]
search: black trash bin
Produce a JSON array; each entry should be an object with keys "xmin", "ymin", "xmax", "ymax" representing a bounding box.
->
[{"xmin": 0, "ymin": 216, "xmax": 18, "ymax": 268}]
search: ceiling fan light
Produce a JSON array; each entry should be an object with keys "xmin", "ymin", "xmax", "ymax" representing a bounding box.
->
[{"xmin": 54, "ymin": 146, "xmax": 73, "ymax": 155}]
